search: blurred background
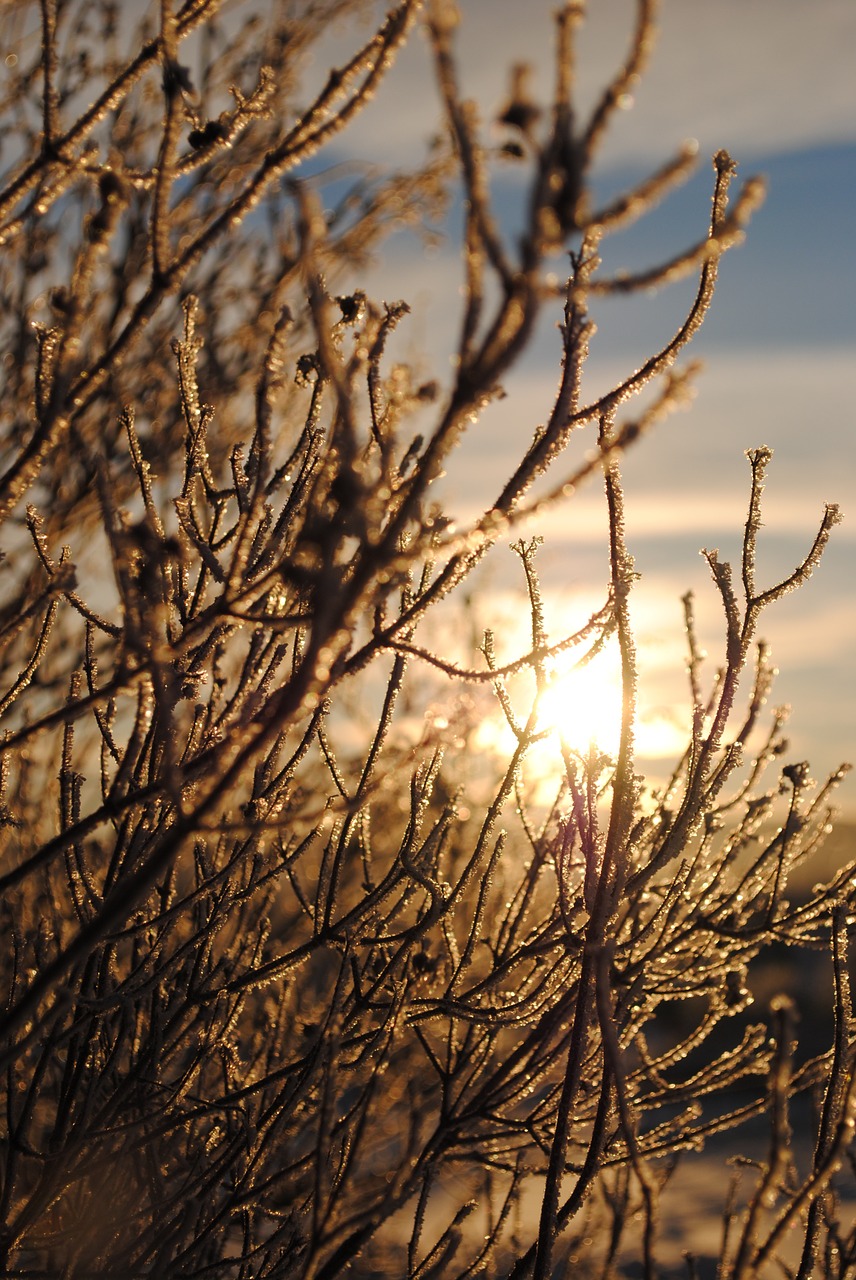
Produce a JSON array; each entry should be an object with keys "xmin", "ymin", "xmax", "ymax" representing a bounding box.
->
[{"xmin": 317, "ymin": 0, "xmax": 855, "ymax": 811}]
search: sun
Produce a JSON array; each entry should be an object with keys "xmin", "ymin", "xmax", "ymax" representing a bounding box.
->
[
  {"xmin": 472, "ymin": 641, "xmax": 689, "ymax": 800},
  {"xmin": 468, "ymin": 593, "xmax": 692, "ymax": 803},
  {"xmin": 470, "ymin": 648, "xmax": 625, "ymax": 794},
  {"xmin": 535, "ymin": 650, "xmax": 624, "ymax": 759},
  {"xmin": 535, "ymin": 648, "xmax": 690, "ymax": 764}
]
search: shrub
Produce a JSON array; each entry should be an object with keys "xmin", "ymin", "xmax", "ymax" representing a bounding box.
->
[{"xmin": 0, "ymin": 2, "xmax": 852, "ymax": 1277}]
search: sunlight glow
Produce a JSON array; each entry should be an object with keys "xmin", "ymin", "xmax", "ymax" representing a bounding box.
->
[
  {"xmin": 536, "ymin": 654, "xmax": 690, "ymax": 763},
  {"xmin": 535, "ymin": 652, "xmax": 623, "ymax": 758},
  {"xmin": 471, "ymin": 619, "xmax": 690, "ymax": 801}
]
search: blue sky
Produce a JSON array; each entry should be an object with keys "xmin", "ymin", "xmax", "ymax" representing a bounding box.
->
[{"xmin": 320, "ymin": 0, "xmax": 856, "ymax": 807}]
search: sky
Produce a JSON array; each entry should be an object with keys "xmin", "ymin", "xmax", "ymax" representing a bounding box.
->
[{"xmin": 317, "ymin": 0, "xmax": 856, "ymax": 810}]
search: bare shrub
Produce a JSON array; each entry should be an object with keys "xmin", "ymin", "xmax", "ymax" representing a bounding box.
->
[{"xmin": 0, "ymin": 2, "xmax": 852, "ymax": 1277}]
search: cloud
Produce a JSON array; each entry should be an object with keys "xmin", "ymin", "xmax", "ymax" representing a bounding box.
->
[
  {"xmin": 314, "ymin": 1, "xmax": 856, "ymax": 808},
  {"xmin": 434, "ymin": 348, "xmax": 854, "ymax": 535},
  {"xmin": 331, "ymin": 1, "xmax": 856, "ymax": 170}
]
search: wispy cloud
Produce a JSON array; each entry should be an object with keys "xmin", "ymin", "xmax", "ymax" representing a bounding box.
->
[
  {"xmin": 334, "ymin": 1, "xmax": 856, "ymax": 169},
  {"xmin": 322, "ymin": 2, "xmax": 855, "ymax": 803},
  {"xmin": 438, "ymin": 349, "xmax": 854, "ymax": 532}
]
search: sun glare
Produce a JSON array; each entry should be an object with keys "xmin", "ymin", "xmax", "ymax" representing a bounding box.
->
[
  {"xmin": 471, "ymin": 611, "xmax": 690, "ymax": 801},
  {"xmin": 470, "ymin": 648, "xmax": 626, "ymax": 785},
  {"xmin": 536, "ymin": 652, "xmax": 624, "ymax": 758},
  {"xmin": 537, "ymin": 649, "xmax": 690, "ymax": 764}
]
